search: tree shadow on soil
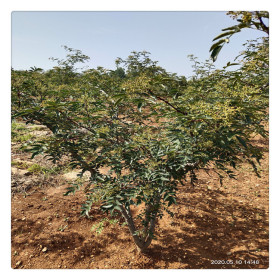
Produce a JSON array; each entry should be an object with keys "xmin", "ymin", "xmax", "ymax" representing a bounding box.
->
[{"xmin": 144, "ymin": 184, "xmax": 269, "ymax": 269}]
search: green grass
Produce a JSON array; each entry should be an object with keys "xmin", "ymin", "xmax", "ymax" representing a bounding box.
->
[
  {"xmin": 57, "ymin": 224, "xmax": 68, "ymax": 232},
  {"xmin": 11, "ymin": 121, "xmax": 26, "ymax": 131},
  {"xmin": 90, "ymin": 218, "xmax": 119, "ymax": 235},
  {"xmin": 12, "ymin": 121, "xmax": 72, "ymax": 177},
  {"xmin": 12, "ymin": 121, "xmax": 34, "ymax": 143},
  {"xmin": 12, "ymin": 160, "xmax": 62, "ymax": 175},
  {"xmin": 12, "ymin": 121, "xmax": 49, "ymax": 143},
  {"xmin": 26, "ymin": 125, "xmax": 46, "ymax": 131},
  {"xmin": 91, "ymin": 221, "xmax": 105, "ymax": 235},
  {"xmin": 11, "ymin": 161, "xmax": 30, "ymax": 169},
  {"xmin": 12, "ymin": 132, "xmax": 34, "ymax": 143},
  {"xmin": 27, "ymin": 163, "xmax": 61, "ymax": 175}
]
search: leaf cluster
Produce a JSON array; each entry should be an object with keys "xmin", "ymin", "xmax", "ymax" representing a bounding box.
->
[{"xmin": 11, "ymin": 41, "xmax": 268, "ymax": 246}]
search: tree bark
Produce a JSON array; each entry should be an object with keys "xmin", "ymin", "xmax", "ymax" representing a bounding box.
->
[
  {"xmin": 119, "ymin": 200, "xmax": 160, "ymax": 253},
  {"xmin": 119, "ymin": 205, "xmax": 144, "ymax": 250}
]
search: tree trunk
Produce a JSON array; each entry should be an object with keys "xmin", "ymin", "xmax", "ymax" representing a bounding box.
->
[
  {"xmin": 119, "ymin": 197, "xmax": 160, "ymax": 253},
  {"xmin": 119, "ymin": 204, "xmax": 158, "ymax": 253}
]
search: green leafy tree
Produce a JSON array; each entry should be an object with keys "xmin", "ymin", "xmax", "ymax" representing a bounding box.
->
[{"xmin": 12, "ymin": 38, "xmax": 268, "ymax": 252}]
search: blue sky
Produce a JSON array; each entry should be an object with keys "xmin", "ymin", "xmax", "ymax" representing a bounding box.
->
[{"xmin": 12, "ymin": 11, "xmax": 267, "ymax": 77}]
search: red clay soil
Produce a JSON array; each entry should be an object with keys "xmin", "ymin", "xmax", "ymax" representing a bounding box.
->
[{"xmin": 11, "ymin": 137, "xmax": 269, "ymax": 269}]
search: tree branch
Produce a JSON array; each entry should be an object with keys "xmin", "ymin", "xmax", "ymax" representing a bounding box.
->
[
  {"xmin": 147, "ymin": 89, "xmax": 188, "ymax": 116},
  {"xmin": 119, "ymin": 205, "xmax": 144, "ymax": 249},
  {"xmin": 257, "ymin": 16, "xmax": 269, "ymax": 34}
]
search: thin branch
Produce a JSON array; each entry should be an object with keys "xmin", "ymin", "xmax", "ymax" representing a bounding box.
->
[
  {"xmin": 58, "ymin": 110, "xmax": 97, "ymax": 134},
  {"xmin": 257, "ymin": 16, "xmax": 269, "ymax": 34},
  {"xmin": 147, "ymin": 89, "xmax": 188, "ymax": 116}
]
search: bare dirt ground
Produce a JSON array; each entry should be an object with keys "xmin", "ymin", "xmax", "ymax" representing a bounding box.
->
[{"xmin": 11, "ymin": 124, "xmax": 269, "ymax": 269}]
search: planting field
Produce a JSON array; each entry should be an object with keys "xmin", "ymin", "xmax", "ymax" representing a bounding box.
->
[
  {"xmin": 11, "ymin": 122, "xmax": 269, "ymax": 269},
  {"xmin": 11, "ymin": 12, "xmax": 269, "ymax": 268}
]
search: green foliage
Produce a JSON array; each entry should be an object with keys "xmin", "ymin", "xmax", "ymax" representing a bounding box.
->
[
  {"xmin": 210, "ymin": 11, "xmax": 269, "ymax": 61},
  {"xmin": 58, "ymin": 224, "xmax": 68, "ymax": 232},
  {"xmin": 91, "ymin": 220, "xmax": 105, "ymax": 235},
  {"xmin": 27, "ymin": 163, "xmax": 46, "ymax": 174},
  {"xmin": 90, "ymin": 218, "xmax": 119, "ymax": 235},
  {"xmin": 11, "ymin": 36, "xmax": 268, "ymax": 252}
]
